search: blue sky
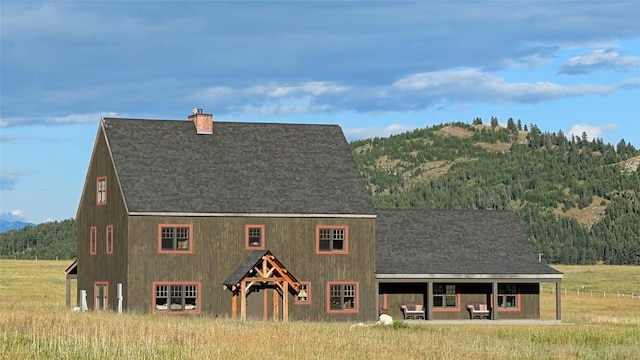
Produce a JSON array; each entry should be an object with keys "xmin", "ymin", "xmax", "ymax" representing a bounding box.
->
[{"xmin": 1, "ymin": 1, "xmax": 639, "ymax": 224}]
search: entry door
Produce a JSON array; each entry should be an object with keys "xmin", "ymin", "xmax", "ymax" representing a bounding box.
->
[
  {"xmin": 245, "ymin": 285, "xmax": 283, "ymax": 320},
  {"xmin": 246, "ymin": 287, "xmax": 263, "ymax": 320}
]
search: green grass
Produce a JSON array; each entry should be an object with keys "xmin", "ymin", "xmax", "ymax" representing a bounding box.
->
[{"xmin": 1, "ymin": 260, "xmax": 639, "ymax": 359}]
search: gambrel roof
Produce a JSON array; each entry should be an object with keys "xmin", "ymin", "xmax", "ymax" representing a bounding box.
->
[
  {"xmin": 375, "ymin": 209, "xmax": 562, "ymax": 277},
  {"xmin": 101, "ymin": 117, "xmax": 375, "ymax": 215}
]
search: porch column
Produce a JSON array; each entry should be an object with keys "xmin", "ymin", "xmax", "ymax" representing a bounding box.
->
[
  {"xmin": 492, "ymin": 282, "xmax": 498, "ymax": 320},
  {"xmin": 231, "ymin": 293, "xmax": 238, "ymax": 319},
  {"xmin": 426, "ymin": 281, "xmax": 433, "ymax": 320},
  {"xmin": 555, "ymin": 281, "xmax": 562, "ymax": 321},
  {"xmin": 240, "ymin": 281, "xmax": 247, "ymax": 321},
  {"xmin": 375, "ymin": 281, "xmax": 379, "ymax": 319},
  {"xmin": 66, "ymin": 278, "xmax": 71, "ymax": 308},
  {"xmin": 282, "ymin": 282, "xmax": 288, "ymax": 322}
]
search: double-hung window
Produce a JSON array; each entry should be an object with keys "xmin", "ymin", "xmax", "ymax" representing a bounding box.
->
[
  {"xmin": 316, "ymin": 226, "xmax": 348, "ymax": 254},
  {"xmin": 498, "ymin": 284, "xmax": 518, "ymax": 309},
  {"xmin": 96, "ymin": 177, "xmax": 107, "ymax": 205},
  {"xmin": 94, "ymin": 282, "xmax": 108, "ymax": 310},
  {"xmin": 433, "ymin": 284, "xmax": 457, "ymax": 309},
  {"xmin": 295, "ymin": 282, "xmax": 311, "ymax": 305},
  {"xmin": 153, "ymin": 282, "xmax": 200, "ymax": 314},
  {"xmin": 327, "ymin": 282, "xmax": 358, "ymax": 313},
  {"xmin": 245, "ymin": 224, "xmax": 265, "ymax": 250},
  {"xmin": 158, "ymin": 224, "xmax": 193, "ymax": 254}
]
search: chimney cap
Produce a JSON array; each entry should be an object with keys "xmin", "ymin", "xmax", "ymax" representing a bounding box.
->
[{"xmin": 192, "ymin": 108, "xmax": 203, "ymax": 115}]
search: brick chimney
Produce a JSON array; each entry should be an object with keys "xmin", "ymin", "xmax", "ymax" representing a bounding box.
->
[{"xmin": 188, "ymin": 108, "xmax": 213, "ymax": 134}]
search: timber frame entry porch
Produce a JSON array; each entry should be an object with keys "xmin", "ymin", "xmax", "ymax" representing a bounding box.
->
[{"xmin": 223, "ymin": 250, "xmax": 300, "ymax": 321}]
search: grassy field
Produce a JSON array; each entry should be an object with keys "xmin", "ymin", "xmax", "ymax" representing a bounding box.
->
[{"xmin": 1, "ymin": 261, "xmax": 639, "ymax": 359}]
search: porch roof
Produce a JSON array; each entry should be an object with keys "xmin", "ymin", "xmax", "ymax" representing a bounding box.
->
[{"xmin": 375, "ymin": 209, "xmax": 562, "ymax": 278}]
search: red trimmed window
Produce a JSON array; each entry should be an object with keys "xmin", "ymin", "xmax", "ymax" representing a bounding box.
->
[
  {"xmin": 158, "ymin": 224, "xmax": 193, "ymax": 254},
  {"xmin": 316, "ymin": 225, "xmax": 349, "ymax": 254},
  {"xmin": 153, "ymin": 282, "xmax": 201, "ymax": 314},
  {"xmin": 94, "ymin": 281, "xmax": 108, "ymax": 311},
  {"xmin": 295, "ymin": 282, "xmax": 311, "ymax": 305},
  {"xmin": 433, "ymin": 284, "xmax": 460, "ymax": 311},
  {"xmin": 96, "ymin": 177, "xmax": 107, "ymax": 206},
  {"xmin": 327, "ymin": 281, "xmax": 358, "ymax": 313},
  {"xmin": 106, "ymin": 225, "xmax": 113, "ymax": 254},
  {"xmin": 245, "ymin": 224, "xmax": 265, "ymax": 250},
  {"xmin": 497, "ymin": 284, "xmax": 521, "ymax": 311},
  {"xmin": 90, "ymin": 226, "xmax": 97, "ymax": 255}
]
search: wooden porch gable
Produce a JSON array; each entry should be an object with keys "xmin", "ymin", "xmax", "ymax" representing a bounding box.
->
[
  {"xmin": 65, "ymin": 259, "xmax": 78, "ymax": 308},
  {"xmin": 223, "ymin": 250, "xmax": 299, "ymax": 321}
]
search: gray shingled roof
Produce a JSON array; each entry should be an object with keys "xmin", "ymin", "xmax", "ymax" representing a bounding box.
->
[
  {"xmin": 376, "ymin": 209, "xmax": 562, "ymax": 276},
  {"xmin": 223, "ymin": 250, "xmax": 269, "ymax": 286},
  {"xmin": 223, "ymin": 250, "xmax": 299, "ymax": 287},
  {"xmin": 102, "ymin": 118, "xmax": 375, "ymax": 215}
]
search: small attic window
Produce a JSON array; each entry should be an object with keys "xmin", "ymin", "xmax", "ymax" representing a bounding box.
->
[
  {"xmin": 245, "ymin": 225, "xmax": 265, "ymax": 250},
  {"xmin": 96, "ymin": 177, "xmax": 107, "ymax": 206}
]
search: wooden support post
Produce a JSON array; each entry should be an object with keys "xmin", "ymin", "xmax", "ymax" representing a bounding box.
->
[
  {"xmin": 231, "ymin": 293, "xmax": 238, "ymax": 319},
  {"xmin": 492, "ymin": 282, "xmax": 499, "ymax": 320},
  {"xmin": 240, "ymin": 281, "xmax": 247, "ymax": 321},
  {"xmin": 66, "ymin": 278, "xmax": 71, "ymax": 308},
  {"xmin": 283, "ymin": 281, "xmax": 289, "ymax": 322},
  {"xmin": 555, "ymin": 281, "xmax": 562, "ymax": 321},
  {"xmin": 426, "ymin": 281, "xmax": 433, "ymax": 320},
  {"xmin": 273, "ymin": 287, "xmax": 279, "ymax": 321}
]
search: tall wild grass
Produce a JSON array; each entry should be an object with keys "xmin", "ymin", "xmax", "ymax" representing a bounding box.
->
[{"xmin": 1, "ymin": 261, "xmax": 638, "ymax": 359}]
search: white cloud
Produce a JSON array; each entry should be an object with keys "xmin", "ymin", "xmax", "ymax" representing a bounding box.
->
[
  {"xmin": 559, "ymin": 49, "xmax": 640, "ymax": 75},
  {"xmin": 391, "ymin": 68, "xmax": 614, "ymax": 104},
  {"xmin": 0, "ymin": 112, "xmax": 119, "ymax": 128},
  {"xmin": 185, "ymin": 68, "xmax": 630, "ymax": 117},
  {"xmin": 0, "ymin": 211, "xmax": 27, "ymax": 222},
  {"xmin": 568, "ymin": 123, "xmax": 618, "ymax": 141},
  {"xmin": 343, "ymin": 123, "xmax": 416, "ymax": 140},
  {"xmin": 50, "ymin": 112, "xmax": 118, "ymax": 125}
]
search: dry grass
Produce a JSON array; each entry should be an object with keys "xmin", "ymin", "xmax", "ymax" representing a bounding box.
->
[
  {"xmin": 553, "ymin": 196, "xmax": 609, "ymax": 228},
  {"xmin": 1, "ymin": 261, "xmax": 639, "ymax": 359},
  {"xmin": 436, "ymin": 125, "xmax": 474, "ymax": 138}
]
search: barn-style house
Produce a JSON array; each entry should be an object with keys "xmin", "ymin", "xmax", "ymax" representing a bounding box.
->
[{"xmin": 71, "ymin": 109, "xmax": 562, "ymax": 321}]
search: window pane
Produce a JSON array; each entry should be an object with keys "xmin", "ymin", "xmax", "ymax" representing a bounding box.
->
[
  {"xmin": 445, "ymin": 295, "xmax": 456, "ymax": 307},
  {"xmin": 319, "ymin": 239, "xmax": 331, "ymax": 251},
  {"xmin": 433, "ymin": 284, "xmax": 445, "ymax": 295},
  {"xmin": 297, "ymin": 284, "xmax": 308, "ymax": 302},
  {"xmin": 433, "ymin": 296, "xmax": 443, "ymax": 307},
  {"xmin": 332, "ymin": 240, "xmax": 344, "ymax": 250},
  {"xmin": 162, "ymin": 238, "xmax": 174, "ymax": 250},
  {"xmin": 248, "ymin": 227, "xmax": 261, "ymax": 247},
  {"xmin": 330, "ymin": 297, "xmax": 342, "ymax": 310}
]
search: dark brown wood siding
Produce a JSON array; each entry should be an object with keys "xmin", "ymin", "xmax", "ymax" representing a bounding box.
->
[
  {"xmin": 76, "ymin": 126, "xmax": 129, "ymax": 311},
  {"xmin": 126, "ymin": 215, "xmax": 377, "ymax": 321}
]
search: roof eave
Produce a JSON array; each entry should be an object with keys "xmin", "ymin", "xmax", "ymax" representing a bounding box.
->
[{"xmin": 376, "ymin": 273, "xmax": 563, "ymax": 281}]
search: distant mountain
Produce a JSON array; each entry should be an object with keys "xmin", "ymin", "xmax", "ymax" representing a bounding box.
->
[{"xmin": 0, "ymin": 219, "xmax": 35, "ymax": 233}]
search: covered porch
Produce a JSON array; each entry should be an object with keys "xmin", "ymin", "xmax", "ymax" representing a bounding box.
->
[{"xmin": 376, "ymin": 274, "xmax": 563, "ymax": 321}]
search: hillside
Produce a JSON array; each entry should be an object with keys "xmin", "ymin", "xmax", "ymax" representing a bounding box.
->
[
  {"xmin": 1, "ymin": 119, "xmax": 639, "ymax": 264},
  {"xmin": 351, "ymin": 119, "xmax": 640, "ymax": 265},
  {"xmin": 0, "ymin": 219, "xmax": 76, "ymax": 260}
]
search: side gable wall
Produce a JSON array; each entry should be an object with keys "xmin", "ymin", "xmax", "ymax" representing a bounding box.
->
[{"xmin": 76, "ymin": 123, "xmax": 129, "ymax": 310}]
